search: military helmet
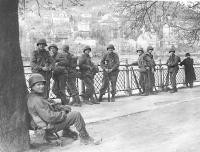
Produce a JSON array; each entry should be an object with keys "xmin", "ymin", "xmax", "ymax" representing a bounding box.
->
[
  {"xmin": 147, "ymin": 46, "xmax": 154, "ymax": 51},
  {"xmin": 83, "ymin": 45, "xmax": 91, "ymax": 52},
  {"xmin": 28, "ymin": 73, "xmax": 46, "ymax": 88},
  {"xmin": 62, "ymin": 45, "xmax": 69, "ymax": 51},
  {"xmin": 107, "ymin": 44, "xmax": 115, "ymax": 50},
  {"xmin": 185, "ymin": 53, "xmax": 190, "ymax": 57},
  {"xmin": 48, "ymin": 44, "xmax": 58, "ymax": 51},
  {"xmin": 136, "ymin": 47, "xmax": 144, "ymax": 52},
  {"xmin": 37, "ymin": 39, "xmax": 47, "ymax": 46},
  {"xmin": 169, "ymin": 48, "xmax": 175, "ymax": 53}
]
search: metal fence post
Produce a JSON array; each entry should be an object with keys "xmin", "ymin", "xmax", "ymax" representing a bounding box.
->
[
  {"xmin": 125, "ymin": 59, "xmax": 132, "ymax": 96},
  {"xmin": 158, "ymin": 59, "xmax": 163, "ymax": 90},
  {"xmin": 79, "ymin": 79, "xmax": 85, "ymax": 101}
]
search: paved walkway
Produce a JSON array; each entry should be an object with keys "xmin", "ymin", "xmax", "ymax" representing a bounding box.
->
[{"xmin": 72, "ymin": 86, "xmax": 200, "ymax": 124}]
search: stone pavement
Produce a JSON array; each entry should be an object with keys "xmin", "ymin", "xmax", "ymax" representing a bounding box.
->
[{"xmin": 72, "ymin": 86, "xmax": 200, "ymax": 124}]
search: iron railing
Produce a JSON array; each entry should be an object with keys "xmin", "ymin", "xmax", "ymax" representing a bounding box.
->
[{"xmin": 24, "ymin": 63, "xmax": 200, "ymax": 98}]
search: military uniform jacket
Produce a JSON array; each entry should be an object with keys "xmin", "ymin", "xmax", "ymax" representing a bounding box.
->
[
  {"xmin": 166, "ymin": 54, "xmax": 181, "ymax": 73},
  {"xmin": 144, "ymin": 52, "xmax": 156, "ymax": 70},
  {"xmin": 78, "ymin": 53, "xmax": 96, "ymax": 77},
  {"xmin": 100, "ymin": 52, "xmax": 119, "ymax": 72},
  {"xmin": 131, "ymin": 53, "xmax": 149, "ymax": 73},
  {"xmin": 52, "ymin": 52, "xmax": 69, "ymax": 76},
  {"xmin": 27, "ymin": 92, "xmax": 66, "ymax": 129},
  {"xmin": 31, "ymin": 49, "xmax": 53, "ymax": 73}
]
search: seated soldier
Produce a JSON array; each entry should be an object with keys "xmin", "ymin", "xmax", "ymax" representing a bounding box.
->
[{"xmin": 27, "ymin": 73, "xmax": 101, "ymax": 145}]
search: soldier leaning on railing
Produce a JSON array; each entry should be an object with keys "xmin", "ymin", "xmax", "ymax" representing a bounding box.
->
[
  {"xmin": 98, "ymin": 44, "xmax": 119, "ymax": 102},
  {"xmin": 78, "ymin": 45, "xmax": 100, "ymax": 105}
]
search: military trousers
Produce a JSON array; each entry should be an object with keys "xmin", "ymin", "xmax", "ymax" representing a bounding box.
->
[
  {"xmin": 39, "ymin": 71, "xmax": 51, "ymax": 99},
  {"xmin": 147, "ymin": 69, "xmax": 155, "ymax": 92},
  {"xmin": 52, "ymin": 74, "xmax": 68, "ymax": 105},
  {"xmin": 66, "ymin": 76, "xmax": 79, "ymax": 97},
  {"xmin": 169, "ymin": 70, "xmax": 178, "ymax": 89},
  {"xmin": 82, "ymin": 76, "xmax": 95, "ymax": 99},
  {"xmin": 49, "ymin": 111, "xmax": 86, "ymax": 133},
  {"xmin": 139, "ymin": 72, "xmax": 150, "ymax": 94},
  {"xmin": 99, "ymin": 71, "xmax": 119, "ymax": 96}
]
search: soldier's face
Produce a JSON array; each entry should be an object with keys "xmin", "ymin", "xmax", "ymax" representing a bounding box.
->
[
  {"xmin": 50, "ymin": 47, "xmax": 58, "ymax": 55},
  {"xmin": 38, "ymin": 44, "xmax": 46, "ymax": 50},
  {"xmin": 137, "ymin": 50, "xmax": 143, "ymax": 55},
  {"xmin": 32, "ymin": 82, "xmax": 45, "ymax": 94},
  {"xmin": 170, "ymin": 52, "xmax": 175, "ymax": 56},
  {"xmin": 85, "ymin": 49, "xmax": 91, "ymax": 55},
  {"xmin": 148, "ymin": 49, "xmax": 153, "ymax": 53},
  {"xmin": 107, "ymin": 48, "xmax": 114, "ymax": 53}
]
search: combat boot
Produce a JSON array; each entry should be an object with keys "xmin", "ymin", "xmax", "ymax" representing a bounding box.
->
[
  {"xmin": 111, "ymin": 95, "xmax": 115, "ymax": 102},
  {"xmin": 79, "ymin": 128, "xmax": 101, "ymax": 145},
  {"xmin": 62, "ymin": 128, "xmax": 78, "ymax": 140},
  {"xmin": 83, "ymin": 96, "xmax": 93, "ymax": 105},
  {"xmin": 44, "ymin": 130, "xmax": 58, "ymax": 141},
  {"xmin": 90, "ymin": 96, "xmax": 100, "ymax": 104},
  {"xmin": 140, "ymin": 92, "xmax": 149, "ymax": 96},
  {"xmin": 60, "ymin": 96, "xmax": 69, "ymax": 105},
  {"xmin": 170, "ymin": 87, "xmax": 177, "ymax": 93},
  {"xmin": 98, "ymin": 94, "xmax": 103, "ymax": 102},
  {"xmin": 70, "ymin": 96, "xmax": 82, "ymax": 107}
]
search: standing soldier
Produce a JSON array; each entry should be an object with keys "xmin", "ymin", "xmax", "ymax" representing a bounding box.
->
[
  {"xmin": 78, "ymin": 46, "xmax": 99, "ymax": 105},
  {"xmin": 166, "ymin": 47, "xmax": 181, "ymax": 93},
  {"xmin": 180, "ymin": 53, "xmax": 196, "ymax": 88},
  {"xmin": 145, "ymin": 46, "xmax": 157, "ymax": 94},
  {"xmin": 62, "ymin": 45, "xmax": 82, "ymax": 107},
  {"xmin": 30, "ymin": 39, "xmax": 53, "ymax": 98},
  {"xmin": 130, "ymin": 47, "xmax": 150, "ymax": 96},
  {"xmin": 49, "ymin": 44, "xmax": 69, "ymax": 105},
  {"xmin": 99, "ymin": 44, "xmax": 119, "ymax": 102}
]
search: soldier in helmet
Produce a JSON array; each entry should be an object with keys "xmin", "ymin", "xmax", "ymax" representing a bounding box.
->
[
  {"xmin": 78, "ymin": 45, "xmax": 99, "ymax": 105},
  {"xmin": 27, "ymin": 73, "xmax": 101, "ymax": 145},
  {"xmin": 99, "ymin": 44, "xmax": 119, "ymax": 102},
  {"xmin": 166, "ymin": 47, "xmax": 181, "ymax": 93},
  {"xmin": 30, "ymin": 39, "xmax": 53, "ymax": 98},
  {"xmin": 145, "ymin": 46, "xmax": 157, "ymax": 94},
  {"xmin": 62, "ymin": 45, "xmax": 82, "ymax": 107},
  {"xmin": 49, "ymin": 44, "xmax": 69, "ymax": 105},
  {"xmin": 130, "ymin": 47, "xmax": 150, "ymax": 96}
]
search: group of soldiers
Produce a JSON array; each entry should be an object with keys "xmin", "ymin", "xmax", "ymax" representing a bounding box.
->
[
  {"xmin": 30, "ymin": 39, "xmax": 120, "ymax": 106},
  {"xmin": 132, "ymin": 46, "xmax": 196, "ymax": 96},
  {"xmin": 30, "ymin": 38, "xmax": 196, "ymax": 104},
  {"xmin": 27, "ymin": 38, "xmax": 196, "ymax": 144}
]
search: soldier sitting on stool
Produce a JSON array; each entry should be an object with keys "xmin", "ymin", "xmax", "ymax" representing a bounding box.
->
[{"xmin": 27, "ymin": 73, "xmax": 101, "ymax": 145}]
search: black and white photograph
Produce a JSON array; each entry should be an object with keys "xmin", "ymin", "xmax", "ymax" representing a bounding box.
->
[{"xmin": 1, "ymin": 0, "xmax": 200, "ymax": 152}]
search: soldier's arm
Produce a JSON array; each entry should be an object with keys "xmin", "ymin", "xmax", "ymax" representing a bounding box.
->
[
  {"xmin": 100, "ymin": 54, "xmax": 107, "ymax": 70},
  {"xmin": 30, "ymin": 51, "xmax": 43, "ymax": 71},
  {"xmin": 171, "ymin": 56, "xmax": 181, "ymax": 67},
  {"xmin": 111, "ymin": 54, "xmax": 119, "ymax": 72},
  {"xmin": 78, "ymin": 56, "xmax": 91, "ymax": 70},
  {"xmin": 34, "ymin": 99, "xmax": 66, "ymax": 124},
  {"xmin": 46, "ymin": 52, "xmax": 55, "ymax": 70},
  {"xmin": 180, "ymin": 59, "xmax": 185, "ymax": 66},
  {"xmin": 144, "ymin": 54, "xmax": 156, "ymax": 67}
]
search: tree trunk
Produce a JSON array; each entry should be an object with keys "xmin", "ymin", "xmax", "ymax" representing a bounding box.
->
[{"xmin": 0, "ymin": 0, "xmax": 30, "ymax": 152}]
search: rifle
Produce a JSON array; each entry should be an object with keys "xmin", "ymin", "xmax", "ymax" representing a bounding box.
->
[
  {"xmin": 104, "ymin": 60, "xmax": 111, "ymax": 102},
  {"xmin": 130, "ymin": 67, "xmax": 142, "ymax": 94}
]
